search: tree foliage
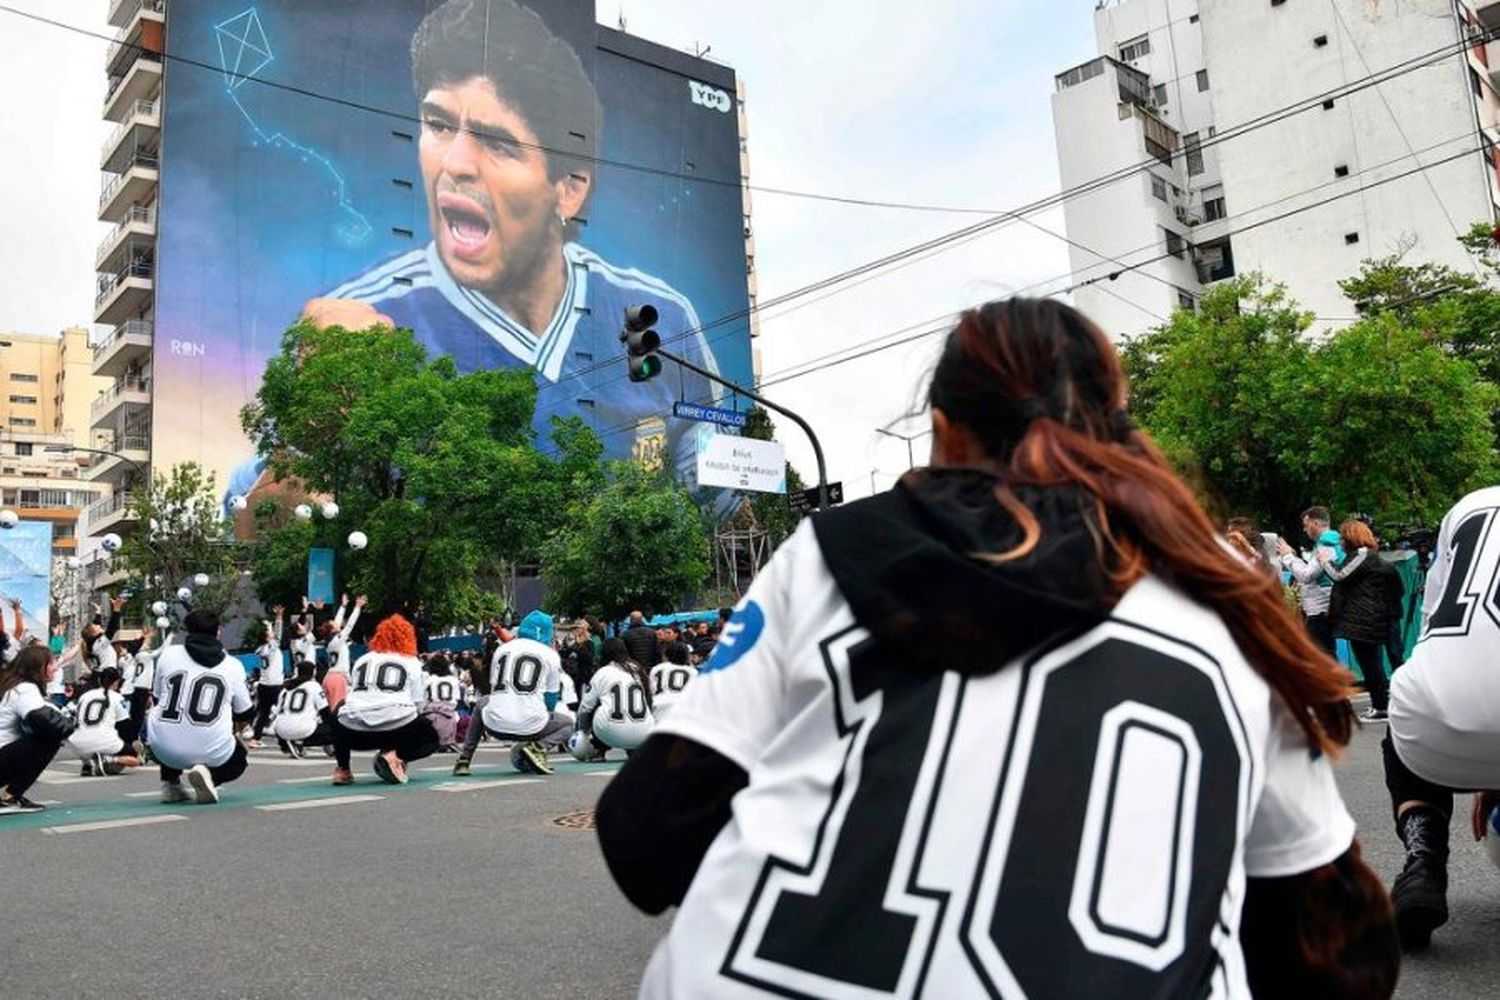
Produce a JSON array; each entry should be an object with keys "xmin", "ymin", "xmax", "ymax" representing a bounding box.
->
[
  {"xmin": 539, "ymin": 461, "xmax": 710, "ymax": 622},
  {"xmin": 116, "ymin": 462, "xmax": 239, "ymax": 616},
  {"xmin": 1121, "ymin": 273, "xmax": 1498, "ymax": 531},
  {"xmin": 240, "ymin": 322, "xmax": 605, "ymax": 624},
  {"xmin": 741, "ymin": 405, "xmax": 808, "ymax": 547}
]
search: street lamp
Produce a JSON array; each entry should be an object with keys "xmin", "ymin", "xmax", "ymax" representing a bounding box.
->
[
  {"xmin": 874, "ymin": 427, "xmax": 933, "ymax": 470},
  {"xmin": 44, "ymin": 444, "xmax": 145, "ymax": 482}
]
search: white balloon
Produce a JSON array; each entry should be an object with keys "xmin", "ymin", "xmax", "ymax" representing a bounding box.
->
[
  {"xmin": 230, "ymin": 494, "xmax": 248, "ymax": 511},
  {"xmin": 150, "ymin": 600, "xmax": 168, "ymax": 616},
  {"xmin": 347, "ymin": 530, "xmax": 368, "ymax": 551},
  {"xmin": 193, "ymin": 572, "xmax": 210, "ymax": 587},
  {"xmin": 176, "ymin": 587, "xmax": 193, "ymax": 602},
  {"xmin": 0, "ymin": 510, "xmax": 18, "ymax": 529},
  {"xmin": 65, "ymin": 556, "xmax": 81, "ymax": 570},
  {"xmin": 101, "ymin": 532, "xmax": 123, "ymax": 553},
  {"xmin": 155, "ymin": 616, "xmax": 171, "ymax": 629},
  {"xmin": 293, "ymin": 503, "xmax": 313, "ymax": 520},
  {"xmin": 321, "ymin": 501, "xmax": 340, "ymax": 520}
]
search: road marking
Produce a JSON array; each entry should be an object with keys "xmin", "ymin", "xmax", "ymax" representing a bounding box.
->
[
  {"xmin": 418, "ymin": 764, "xmax": 503, "ymax": 773},
  {"xmin": 255, "ymin": 794, "xmax": 384, "ymax": 812},
  {"xmin": 583, "ymin": 772, "xmax": 616, "ymax": 778},
  {"xmin": 430, "ymin": 779, "xmax": 543, "ymax": 792},
  {"xmin": 246, "ymin": 757, "xmax": 327, "ymax": 768},
  {"xmin": 38, "ymin": 775, "xmax": 111, "ymax": 786},
  {"xmin": 123, "ymin": 791, "xmax": 161, "ymax": 798},
  {"xmin": 278, "ymin": 775, "xmax": 338, "ymax": 785},
  {"xmin": 42, "ymin": 815, "xmax": 187, "ymax": 835}
]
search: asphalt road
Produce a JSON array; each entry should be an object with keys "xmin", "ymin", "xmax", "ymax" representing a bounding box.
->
[{"xmin": 2, "ymin": 699, "xmax": 1496, "ymax": 998}]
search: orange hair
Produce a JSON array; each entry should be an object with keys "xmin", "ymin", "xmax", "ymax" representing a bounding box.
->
[
  {"xmin": 368, "ymin": 614, "xmax": 416, "ymax": 656},
  {"xmin": 1339, "ymin": 520, "xmax": 1379, "ymax": 552}
]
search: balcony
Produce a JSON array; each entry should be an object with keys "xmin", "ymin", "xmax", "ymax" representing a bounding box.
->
[
  {"xmin": 108, "ymin": 0, "xmax": 164, "ymax": 29},
  {"xmin": 104, "ymin": 51, "xmax": 162, "ymax": 123},
  {"xmin": 101, "ymin": 99, "xmax": 159, "ymax": 173},
  {"xmin": 84, "ymin": 491, "xmax": 137, "ymax": 538},
  {"xmin": 1479, "ymin": 2, "xmax": 1500, "ymax": 34},
  {"xmin": 94, "ymin": 260, "xmax": 154, "ymax": 327},
  {"xmin": 96, "ymin": 206, "xmax": 156, "ymax": 272},
  {"xmin": 92, "ymin": 319, "xmax": 154, "ymax": 379},
  {"xmin": 90, "ymin": 377, "xmax": 151, "ymax": 427},
  {"xmin": 98, "ymin": 149, "xmax": 158, "ymax": 223},
  {"xmin": 83, "ymin": 434, "xmax": 150, "ymax": 484}
]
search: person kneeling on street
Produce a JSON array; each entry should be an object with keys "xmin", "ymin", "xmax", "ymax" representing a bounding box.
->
[
  {"xmin": 0, "ymin": 645, "xmax": 75, "ymax": 813},
  {"xmin": 454, "ymin": 610, "xmax": 570, "ymax": 777},
  {"xmin": 148, "ymin": 610, "xmax": 255, "ymax": 805},
  {"xmin": 330, "ymin": 614, "xmax": 438, "ymax": 786},
  {"xmin": 68, "ymin": 666, "xmax": 143, "ymax": 776}
]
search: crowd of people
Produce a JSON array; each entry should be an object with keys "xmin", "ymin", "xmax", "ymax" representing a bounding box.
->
[{"xmin": 0, "ymin": 592, "xmax": 727, "ymax": 810}]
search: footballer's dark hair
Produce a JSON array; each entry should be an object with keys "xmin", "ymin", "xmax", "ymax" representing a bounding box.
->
[
  {"xmin": 411, "ymin": 0, "xmax": 601, "ymax": 182},
  {"xmin": 0, "ymin": 644, "xmax": 54, "ymax": 700},
  {"xmin": 664, "ymin": 643, "xmax": 689, "ymax": 667},
  {"xmin": 293, "ymin": 660, "xmax": 316, "ymax": 686},
  {"xmin": 928, "ymin": 297, "xmax": 1354, "ymax": 757},
  {"xmin": 184, "ymin": 610, "xmax": 220, "ymax": 637},
  {"xmin": 428, "ymin": 653, "xmax": 453, "ymax": 678},
  {"xmin": 600, "ymin": 636, "xmax": 653, "ymax": 707},
  {"xmin": 96, "ymin": 667, "xmax": 123, "ymax": 691}
]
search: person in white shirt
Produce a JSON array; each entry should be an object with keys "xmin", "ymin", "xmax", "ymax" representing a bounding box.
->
[
  {"xmin": 647, "ymin": 644, "xmax": 697, "ymax": 721},
  {"xmin": 271, "ymin": 661, "xmax": 332, "ymax": 758},
  {"xmin": 79, "ymin": 596, "xmax": 125, "ymax": 681},
  {"xmin": 149, "ymin": 610, "xmax": 255, "ymax": 805},
  {"xmin": 578, "ymin": 638, "xmax": 654, "ymax": 753},
  {"xmin": 596, "ymin": 297, "xmax": 1396, "ymax": 999},
  {"xmin": 67, "ymin": 667, "xmax": 143, "ymax": 776},
  {"xmin": 290, "ymin": 597, "xmax": 317, "ymax": 667},
  {"xmin": 330, "ymin": 614, "xmax": 440, "ymax": 786},
  {"xmin": 421, "ymin": 653, "xmax": 462, "ymax": 749},
  {"xmin": 0, "ymin": 645, "xmax": 73, "ymax": 813},
  {"xmin": 318, "ymin": 593, "xmax": 365, "ymax": 679},
  {"xmin": 452, "ymin": 611, "xmax": 570, "ymax": 776},
  {"xmin": 124, "ymin": 624, "xmax": 166, "ymax": 751},
  {"xmin": 249, "ymin": 606, "xmax": 285, "ymax": 748},
  {"xmin": 1276, "ymin": 506, "xmax": 1340, "ymax": 656}
]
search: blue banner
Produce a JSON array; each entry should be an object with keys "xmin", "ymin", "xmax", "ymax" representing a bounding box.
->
[{"xmin": 307, "ymin": 547, "xmax": 335, "ymax": 606}]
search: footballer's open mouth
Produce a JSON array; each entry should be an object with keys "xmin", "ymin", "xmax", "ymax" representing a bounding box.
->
[{"xmin": 437, "ymin": 191, "xmax": 493, "ymax": 260}]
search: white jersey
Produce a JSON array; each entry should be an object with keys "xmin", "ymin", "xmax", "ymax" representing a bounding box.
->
[
  {"xmin": 130, "ymin": 646, "xmax": 159, "ymax": 692},
  {"xmin": 648, "ymin": 662, "xmax": 698, "ymax": 720},
  {"xmin": 480, "ymin": 637, "xmax": 560, "ymax": 738},
  {"xmin": 581, "ymin": 663, "xmax": 654, "ymax": 750},
  {"xmin": 271, "ymin": 680, "xmax": 327, "ymax": 742},
  {"xmin": 642, "ymin": 522, "xmax": 1355, "ymax": 1000},
  {"xmin": 147, "ymin": 645, "xmax": 253, "ymax": 769},
  {"xmin": 338, "ymin": 652, "xmax": 424, "ymax": 731},
  {"xmin": 555, "ymin": 671, "xmax": 578, "ymax": 720},
  {"xmin": 424, "ymin": 673, "xmax": 461, "ymax": 707},
  {"xmin": 1392, "ymin": 485, "xmax": 1500, "ymax": 788},
  {"xmin": 257, "ymin": 642, "xmax": 285, "ymax": 687},
  {"xmin": 290, "ymin": 632, "xmax": 316, "ymax": 666},
  {"xmin": 68, "ymin": 687, "xmax": 128, "ymax": 756},
  {"xmin": 91, "ymin": 634, "xmax": 118, "ymax": 673},
  {"xmin": 0, "ymin": 680, "xmax": 46, "ymax": 749}
]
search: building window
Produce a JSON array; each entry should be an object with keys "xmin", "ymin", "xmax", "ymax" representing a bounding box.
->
[
  {"xmin": 8, "ymin": 418, "xmax": 35, "ymax": 428},
  {"xmin": 1196, "ymin": 69, "xmax": 1210, "ymax": 92},
  {"xmin": 1204, "ymin": 197, "xmax": 1227, "ymax": 221},
  {"xmin": 8, "ymin": 395, "xmax": 36, "ymax": 405},
  {"xmin": 1271, "ymin": 0, "xmax": 1286, "ymax": 5},
  {"xmin": 1183, "ymin": 132, "xmax": 1205, "ymax": 176},
  {"xmin": 1313, "ymin": 35, "xmax": 1329, "ymax": 48},
  {"xmin": 1345, "ymin": 232, "xmax": 1360, "ymax": 245},
  {"xmin": 9, "ymin": 373, "xmax": 38, "ymax": 383},
  {"xmin": 1153, "ymin": 83, "xmax": 1168, "ymax": 107},
  {"xmin": 13, "ymin": 443, "xmax": 31, "ymax": 456},
  {"xmin": 1190, "ymin": 13, "xmax": 1200, "ymax": 23},
  {"xmin": 1164, "ymin": 228, "xmax": 1187, "ymax": 259},
  {"xmin": 1334, "ymin": 164, "xmax": 1350, "ymax": 178},
  {"xmin": 1119, "ymin": 35, "xmax": 1151, "ymax": 62},
  {"xmin": 1178, "ymin": 291, "xmax": 1197, "ymax": 310},
  {"xmin": 1145, "ymin": 137, "xmax": 1173, "ymax": 165},
  {"xmin": 1151, "ymin": 175, "xmax": 1168, "ymax": 202}
]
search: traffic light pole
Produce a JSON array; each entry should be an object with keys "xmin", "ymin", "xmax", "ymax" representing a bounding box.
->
[{"xmin": 656, "ymin": 347, "xmax": 831, "ymax": 509}]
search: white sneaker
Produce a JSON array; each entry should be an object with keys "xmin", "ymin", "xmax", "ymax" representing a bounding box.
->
[
  {"xmin": 161, "ymin": 781, "xmax": 191, "ymax": 804},
  {"xmin": 184, "ymin": 764, "xmax": 220, "ymax": 804}
]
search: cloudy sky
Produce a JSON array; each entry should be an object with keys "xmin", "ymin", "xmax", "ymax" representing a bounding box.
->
[{"xmin": 0, "ymin": 0, "xmax": 1101, "ymax": 498}]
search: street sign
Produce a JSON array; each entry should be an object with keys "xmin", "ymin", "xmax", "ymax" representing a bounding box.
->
[
  {"xmin": 787, "ymin": 481, "xmax": 844, "ymax": 514},
  {"xmin": 696, "ymin": 434, "xmax": 786, "ymax": 493},
  {"xmin": 672, "ymin": 401, "xmax": 749, "ymax": 428}
]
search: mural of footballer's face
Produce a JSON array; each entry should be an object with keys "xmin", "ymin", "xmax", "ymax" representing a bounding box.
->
[{"xmin": 418, "ymin": 76, "xmax": 591, "ymax": 298}]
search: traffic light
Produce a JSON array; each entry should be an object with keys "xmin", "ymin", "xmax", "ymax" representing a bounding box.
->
[{"xmin": 621, "ymin": 304, "xmax": 662, "ymax": 382}]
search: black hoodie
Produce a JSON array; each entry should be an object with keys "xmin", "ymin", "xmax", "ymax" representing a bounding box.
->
[{"xmin": 184, "ymin": 631, "xmax": 226, "ymax": 667}]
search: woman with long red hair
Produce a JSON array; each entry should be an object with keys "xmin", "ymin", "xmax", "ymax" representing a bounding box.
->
[{"xmin": 597, "ymin": 297, "xmax": 1396, "ymax": 998}]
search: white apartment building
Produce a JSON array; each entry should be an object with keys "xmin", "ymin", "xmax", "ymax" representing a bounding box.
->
[{"xmin": 1052, "ymin": 0, "xmax": 1500, "ymax": 339}]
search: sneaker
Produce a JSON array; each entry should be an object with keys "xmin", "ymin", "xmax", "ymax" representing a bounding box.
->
[
  {"xmin": 512, "ymin": 741, "xmax": 554, "ymax": 775},
  {"xmin": 1, "ymin": 794, "xmax": 45, "ymax": 813},
  {"xmin": 89, "ymin": 751, "xmax": 106, "ymax": 777},
  {"xmin": 288, "ymin": 742, "xmax": 307, "ymax": 760},
  {"xmin": 373, "ymin": 750, "xmax": 408, "ymax": 785},
  {"xmin": 161, "ymin": 781, "xmax": 191, "ymax": 804},
  {"xmin": 80, "ymin": 760, "xmax": 95, "ymax": 777},
  {"xmin": 452, "ymin": 757, "xmax": 472, "ymax": 777},
  {"xmin": 331, "ymin": 767, "xmax": 355, "ymax": 786},
  {"xmin": 184, "ymin": 764, "xmax": 220, "ymax": 805},
  {"xmin": 131, "ymin": 738, "xmax": 146, "ymax": 759},
  {"xmin": 1393, "ymin": 808, "xmax": 1450, "ymax": 950},
  {"xmin": 1361, "ymin": 707, "xmax": 1389, "ymax": 722},
  {"xmin": 102, "ymin": 758, "xmax": 125, "ymax": 776}
]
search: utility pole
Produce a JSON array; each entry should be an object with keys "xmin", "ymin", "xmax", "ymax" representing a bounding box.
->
[{"xmin": 875, "ymin": 427, "xmax": 931, "ymax": 470}]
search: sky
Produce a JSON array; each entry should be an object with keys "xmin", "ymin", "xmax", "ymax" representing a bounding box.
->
[{"xmin": 0, "ymin": 0, "xmax": 1102, "ymax": 500}]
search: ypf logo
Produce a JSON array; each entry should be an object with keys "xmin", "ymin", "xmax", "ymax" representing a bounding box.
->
[{"xmin": 689, "ymin": 80, "xmax": 732, "ymax": 113}]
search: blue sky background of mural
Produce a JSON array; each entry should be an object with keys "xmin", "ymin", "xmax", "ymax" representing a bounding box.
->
[
  {"xmin": 0, "ymin": 521, "xmax": 53, "ymax": 638},
  {"xmin": 152, "ymin": 0, "xmax": 754, "ymax": 487}
]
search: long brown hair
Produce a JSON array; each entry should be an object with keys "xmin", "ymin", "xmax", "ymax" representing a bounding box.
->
[
  {"xmin": 1339, "ymin": 520, "xmax": 1379, "ymax": 553},
  {"xmin": 928, "ymin": 299, "xmax": 1353, "ymax": 754},
  {"xmin": 0, "ymin": 644, "xmax": 55, "ymax": 700}
]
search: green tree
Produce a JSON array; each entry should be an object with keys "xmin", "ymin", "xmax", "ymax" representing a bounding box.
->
[
  {"xmin": 539, "ymin": 461, "xmax": 710, "ymax": 622},
  {"xmin": 116, "ymin": 462, "xmax": 240, "ymax": 616},
  {"xmin": 741, "ymin": 405, "xmax": 808, "ymax": 547},
  {"xmin": 241, "ymin": 321, "xmax": 605, "ymax": 623}
]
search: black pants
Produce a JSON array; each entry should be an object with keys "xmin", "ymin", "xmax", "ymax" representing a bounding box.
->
[
  {"xmin": 1305, "ymin": 613, "xmax": 1337, "ymax": 657},
  {"xmin": 160, "ymin": 741, "xmax": 250, "ymax": 787},
  {"xmin": 1350, "ymin": 639, "xmax": 1389, "ymax": 712},
  {"xmin": 251, "ymin": 686, "xmax": 279, "ymax": 738},
  {"xmin": 331, "ymin": 715, "xmax": 439, "ymax": 770},
  {"xmin": 120, "ymin": 688, "xmax": 150, "ymax": 746},
  {"xmin": 277, "ymin": 720, "xmax": 333, "ymax": 755},
  {"xmin": 1382, "ymin": 732, "xmax": 1457, "ymax": 835},
  {"xmin": 0, "ymin": 732, "xmax": 65, "ymax": 797}
]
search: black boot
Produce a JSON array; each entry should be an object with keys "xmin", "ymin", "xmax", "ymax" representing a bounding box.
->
[{"xmin": 1392, "ymin": 807, "xmax": 1449, "ymax": 950}]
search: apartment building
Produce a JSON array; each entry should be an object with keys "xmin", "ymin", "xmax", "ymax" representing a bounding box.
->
[{"xmin": 1052, "ymin": 0, "xmax": 1499, "ymax": 339}]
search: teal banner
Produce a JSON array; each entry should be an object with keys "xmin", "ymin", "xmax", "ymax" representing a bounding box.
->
[{"xmin": 307, "ymin": 547, "xmax": 335, "ymax": 606}]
